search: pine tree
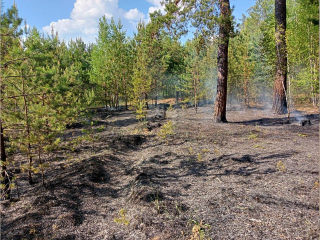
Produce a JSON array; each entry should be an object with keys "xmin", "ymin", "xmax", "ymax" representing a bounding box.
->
[
  {"xmin": 132, "ymin": 22, "xmax": 152, "ymax": 117},
  {"xmin": 90, "ymin": 16, "xmax": 112, "ymax": 108},
  {"xmin": 162, "ymin": 37, "xmax": 186, "ymax": 104},
  {"xmin": 180, "ymin": 36, "xmax": 207, "ymax": 113},
  {"xmin": 90, "ymin": 17, "xmax": 132, "ymax": 109},
  {"xmin": 1, "ymin": 9, "xmax": 91, "ymax": 192},
  {"xmin": 162, "ymin": 0, "xmax": 233, "ymax": 122},
  {"xmin": 286, "ymin": 0, "xmax": 319, "ymax": 106},
  {"xmin": 146, "ymin": 12, "xmax": 171, "ymax": 106},
  {"xmin": 228, "ymin": 17, "xmax": 256, "ymax": 106},
  {"xmin": 0, "ymin": 3, "xmax": 23, "ymax": 199},
  {"xmin": 213, "ymin": 0, "xmax": 232, "ymax": 122},
  {"xmin": 272, "ymin": 0, "xmax": 287, "ymax": 114}
]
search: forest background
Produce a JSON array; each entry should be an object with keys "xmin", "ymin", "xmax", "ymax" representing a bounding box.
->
[{"xmin": 0, "ymin": 0, "xmax": 319, "ymax": 197}]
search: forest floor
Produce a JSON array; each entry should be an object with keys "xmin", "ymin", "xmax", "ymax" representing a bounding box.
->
[{"xmin": 1, "ymin": 102, "xmax": 319, "ymax": 240}]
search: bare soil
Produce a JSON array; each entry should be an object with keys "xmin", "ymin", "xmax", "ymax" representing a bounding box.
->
[{"xmin": 1, "ymin": 103, "xmax": 319, "ymax": 240}]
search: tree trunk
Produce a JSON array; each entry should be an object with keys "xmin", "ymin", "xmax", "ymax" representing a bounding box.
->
[
  {"xmin": 175, "ymin": 90, "xmax": 179, "ymax": 105},
  {"xmin": 154, "ymin": 78, "xmax": 157, "ymax": 108},
  {"xmin": 38, "ymin": 145, "xmax": 45, "ymax": 187},
  {"xmin": 144, "ymin": 92, "xmax": 149, "ymax": 110},
  {"xmin": 116, "ymin": 93, "xmax": 119, "ymax": 110},
  {"xmin": 243, "ymin": 52, "xmax": 250, "ymax": 108},
  {"xmin": 193, "ymin": 67, "xmax": 198, "ymax": 114},
  {"xmin": 125, "ymin": 83, "xmax": 128, "ymax": 110},
  {"xmin": 272, "ymin": 0, "xmax": 287, "ymax": 114},
  {"xmin": 23, "ymin": 95, "xmax": 33, "ymax": 185},
  {"xmin": 213, "ymin": 0, "xmax": 231, "ymax": 123},
  {"xmin": 244, "ymin": 75, "xmax": 248, "ymax": 107},
  {"xmin": 22, "ymin": 76, "xmax": 33, "ymax": 185},
  {"xmin": 0, "ymin": 119, "xmax": 10, "ymax": 199},
  {"xmin": 104, "ymin": 86, "xmax": 108, "ymax": 109}
]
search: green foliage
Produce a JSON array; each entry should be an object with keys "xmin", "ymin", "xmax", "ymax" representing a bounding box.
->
[
  {"xmin": 253, "ymin": 144, "xmax": 264, "ymax": 149},
  {"xmin": 188, "ymin": 147, "xmax": 194, "ymax": 155},
  {"xmin": 179, "ymin": 38, "xmax": 213, "ymax": 111},
  {"xmin": 188, "ymin": 219, "xmax": 211, "ymax": 240},
  {"xmin": 135, "ymin": 100, "xmax": 147, "ymax": 121},
  {"xmin": 90, "ymin": 17, "xmax": 133, "ymax": 109},
  {"xmin": 298, "ymin": 133, "xmax": 307, "ymax": 137},
  {"xmin": 131, "ymin": 22, "xmax": 153, "ymax": 113},
  {"xmin": 80, "ymin": 120, "xmax": 102, "ymax": 153},
  {"xmin": 1, "ymin": 3, "xmax": 92, "ymax": 187},
  {"xmin": 114, "ymin": 209, "xmax": 130, "ymax": 226},
  {"xmin": 227, "ymin": 0, "xmax": 319, "ymax": 106},
  {"xmin": 248, "ymin": 132, "xmax": 258, "ymax": 140},
  {"xmin": 276, "ymin": 161, "xmax": 286, "ymax": 172},
  {"xmin": 157, "ymin": 120, "xmax": 175, "ymax": 144},
  {"xmin": 287, "ymin": 0, "xmax": 319, "ymax": 105},
  {"xmin": 197, "ymin": 153, "xmax": 202, "ymax": 162},
  {"xmin": 151, "ymin": 190, "xmax": 162, "ymax": 214},
  {"xmin": 201, "ymin": 149, "xmax": 210, "ymax": 153}
]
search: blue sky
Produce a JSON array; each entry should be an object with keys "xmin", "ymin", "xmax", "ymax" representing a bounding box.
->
[{"xmin": 3, "ymin": 0, "xmax": 256, "ymax": 44}]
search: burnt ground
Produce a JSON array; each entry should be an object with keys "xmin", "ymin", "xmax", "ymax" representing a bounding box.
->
[{"xmin": 1, "ymin": 104, "xmax": 319, "ymax": 240}]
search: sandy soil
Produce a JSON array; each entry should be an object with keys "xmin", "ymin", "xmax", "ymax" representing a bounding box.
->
[{"xmin": 1, "ymin": 103, "xmax": 319, "ymax": 240}]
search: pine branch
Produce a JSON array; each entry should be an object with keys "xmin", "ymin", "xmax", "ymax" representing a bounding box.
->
[
  {"xmin": 0, "ymin": 33, "xmax": 12, "ymax": 37},
  {"xmin": 0, "ymin": 57, "xmax": 28, "ymax": 68},
  {"xmin": 1, "ymin": 74, "xmax": 38, "ymax": 79},
  {"xmin": 0, "ymin": 93, "xmax": 41, "ymax": 101}
]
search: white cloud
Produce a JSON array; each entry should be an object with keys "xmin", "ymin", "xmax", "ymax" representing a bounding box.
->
[
  {"xmin": 148, "ymin": 6, "xmax": 162, "ymax": 15},
  {"xmin": 124, "ymin": 8, "xmax": 145, "ymax": 21},
  {"xmin": 104, "ymin": 13, "xmax": 113, "ymax": 19},
  {"xmin": 146, "ymin": 0, "xmax": 165, "ymax": 22},
  {"xmin": 43, "ymin": 0, "xmax": 126, "ymax": 44},
  {"xmin": 146, "ymin": 0, "xmax": 162, "ymax": 8},
  {"xmin": 42, "ymin": 0, "xmax": 168, "ymax": 44}
]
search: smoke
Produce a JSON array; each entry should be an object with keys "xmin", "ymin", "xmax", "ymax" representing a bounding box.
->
[
  {"xmin": 285, "ymin": 96, "xmax": 310, "ymax": 123},
  {"xmin": 291, "ymin": 108, "xmax": 309, "ymax": 123}
]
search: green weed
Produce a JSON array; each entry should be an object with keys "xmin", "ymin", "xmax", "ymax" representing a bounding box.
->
[
  {"xmin": 188, "ymin": 219, "xmax": 211, "ymax": 240},
  {"xmin": 276, "ymin": 161, "xmax": 286, "ymax": 172},
  {"xmin": 135, "ymin": 101, "xmax": 147, "ymax": 121},
  {"xmin": 188, "ymin": 146, "xmax": 194, "ymax": 155},
  {"xmin": 298, "ymin": 133, "xmax": 307, "ymax": 137},
  {"xmin": 201, "ymin": 149, "xmax": 210, "ymax": 153},
  {"xmin": 253, "ymin": 144, "xmax": 264, "ymax": 149},
  {"xmin": 114, "ymin": 209, "xmax": 130, "ymax": 226},
  {"xmin": 248, "ymin": 132, "xmax": 258, "ymax": 140},
  {"xmin": 157, "ymin": 121, "xmax": 175, "ymax": 144}
]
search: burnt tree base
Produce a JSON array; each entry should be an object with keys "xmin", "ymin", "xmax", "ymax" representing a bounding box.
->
[
  {"xmin": 300, "ymin": 119, "xmax": 311, "ymax": 126},
  {"xmin": 272, "ymin": 91, "xmax": 287, "ymax": 115},
  {"xmin": 213, "ymin": 116, "xmax": 228, "ymax": 123}
]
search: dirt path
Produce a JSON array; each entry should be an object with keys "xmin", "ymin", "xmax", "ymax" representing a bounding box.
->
[{"xmin": 1, "ymin": 105, "xmax": 319, "ymax": 239}]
